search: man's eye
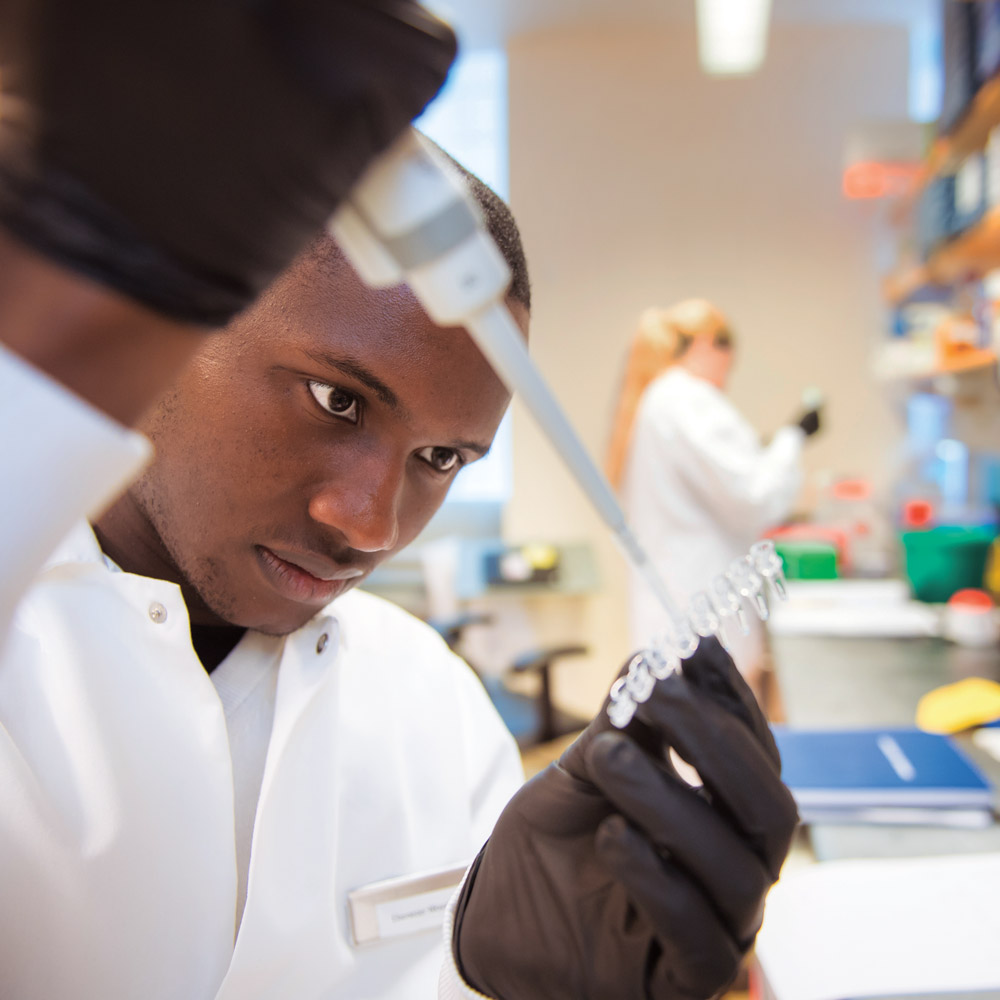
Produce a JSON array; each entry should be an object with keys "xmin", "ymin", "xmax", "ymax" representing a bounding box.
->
[
  {"xmin": 308, "ymin": 381, "xmax": 359, "ymax": 424},
  {"xmin": 418, "ymin": 446, "xmax": 462, "ymax": 474}
]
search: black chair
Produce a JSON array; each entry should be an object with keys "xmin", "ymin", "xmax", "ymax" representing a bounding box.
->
[{"xmin": 429, "ymin": 613, "xmax": 590, "ymax": 749}]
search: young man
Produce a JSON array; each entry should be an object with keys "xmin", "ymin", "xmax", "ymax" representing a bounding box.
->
[
  {"xmin": 0, "ymin": 3, "xmax": 797, "ymax": 997},
  {"xmin": 0, "ymin": 177, "xmax": 531, "ymax": 999},
  {"xmin": 0, "ymin": 194, "xmax": 797, "ymax": 1000}
]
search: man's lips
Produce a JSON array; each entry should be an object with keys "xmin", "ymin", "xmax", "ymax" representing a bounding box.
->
[
  {"xmin": 264, "ymin": 545, "xmax": 365, "ymax": 582},
  {"xmin": 255, "ymin": 545, "xmax": 365, "ymax": 604}
]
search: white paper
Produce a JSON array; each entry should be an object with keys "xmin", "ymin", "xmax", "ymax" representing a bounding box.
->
[
  {"xmin": 769, "ymin": 580, "xmax": 939, "ymax": 638},
  {"xmin": 755, "ymin": 852, "xmax": 1000, "ymax": 1000},
  {"xmin": 973, "ymin": 728, "xmax": 1000, "ymax": 764},
  {"xmin": 798, "ymin": 806, "xmax": 995, "ymax": 829}
]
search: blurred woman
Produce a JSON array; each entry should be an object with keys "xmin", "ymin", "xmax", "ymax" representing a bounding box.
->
[{"xmin": 606, "ymin": 299, "xmax": 820, "ymax": 687}]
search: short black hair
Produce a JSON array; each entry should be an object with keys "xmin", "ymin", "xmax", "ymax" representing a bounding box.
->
[
  {"xmin": 435, "ymin": 145, "xmax": 531, "ymax": 312},
  {"xmin": 302, "ymin": 136, "xmax": 530, "ymax": 313}
]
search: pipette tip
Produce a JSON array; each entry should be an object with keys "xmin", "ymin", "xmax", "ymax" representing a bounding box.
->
[{"xmin": 607, "ymin": 538, "xmax": 788, "ymax": 728}]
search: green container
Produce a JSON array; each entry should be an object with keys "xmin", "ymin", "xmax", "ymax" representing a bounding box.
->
[
  {"xmin": 900, "ymin": 526, "xmax": 997, "ymax": 603},
  {"xmin": 775, "ymin": 541, "xmax": 839, "ymax": 580}
]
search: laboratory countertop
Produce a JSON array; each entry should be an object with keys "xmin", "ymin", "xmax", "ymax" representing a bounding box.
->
[{"xmin": 770, "ymin": 632, "xmax": 1000, "ymax": 861}]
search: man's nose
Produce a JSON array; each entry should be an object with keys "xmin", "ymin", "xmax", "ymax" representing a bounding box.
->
[{"xmin": 307, "ymin": 455, "xmax": 402, "ymax": 553}]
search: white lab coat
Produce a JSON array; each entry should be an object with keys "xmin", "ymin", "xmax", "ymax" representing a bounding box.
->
[
  {"xmin": 622, "ymin": 366, "xmax": 804, "ymax": 676},
  {"xmin": 0, "ymin": 345, "xmax": 523, "ymax": 1000}
]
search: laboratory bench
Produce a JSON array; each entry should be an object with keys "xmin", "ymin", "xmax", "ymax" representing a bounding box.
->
[
  {"xmin": 755, "ymin": 631, "xmax": 1000, "ymax": 1000},
  {"xmin": 771, "ymin": 631, "xmax": 1000, "ymax": 860}
]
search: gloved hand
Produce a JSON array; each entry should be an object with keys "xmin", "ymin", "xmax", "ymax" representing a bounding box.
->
[
  {"xmin": 0, "ymin": 0, "xmax": 455, "ymax": 325},
  {"xmin": 452, "ymin": 638, "xmax": 798, "ymax": 1000},
  {"xmin": 797, "ymin": 408, "xmax": 821, "ymax": 437}
]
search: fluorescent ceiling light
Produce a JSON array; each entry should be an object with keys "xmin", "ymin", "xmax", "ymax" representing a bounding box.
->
[{"xmin": 696, "ymin": 0, "xmax": 773, "ymax": 76}]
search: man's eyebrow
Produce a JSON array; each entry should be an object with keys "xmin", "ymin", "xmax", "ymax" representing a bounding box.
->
[
  {"xmin": 303, "ymin": 349, "xmax": 399, "ymax": 409},
  {"xmin": 456, "ymin": 440, "xmax": 493, "ymax": 458}
]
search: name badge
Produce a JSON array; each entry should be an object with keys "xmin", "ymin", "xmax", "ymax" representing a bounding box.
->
[{"xmin": 347, "ymin": 863, "xmax": 468, "ymax": 946}]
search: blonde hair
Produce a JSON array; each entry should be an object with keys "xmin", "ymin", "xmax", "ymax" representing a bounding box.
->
[{"xmin": 604, "ymin": 299, "xmax": 732, "ymax": 489}]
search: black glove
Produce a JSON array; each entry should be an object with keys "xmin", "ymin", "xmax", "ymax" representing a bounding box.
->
[
  {"xmin": 453, "ymin": 638, "xmax": 798, "ymax": 1000},
  {"xmin": 0, "ymin": 0, "xmax": 455, "ymax": 324},
  {"xmin": 797, "ymin": 408, "xmax": 821, "ymax": 437}
]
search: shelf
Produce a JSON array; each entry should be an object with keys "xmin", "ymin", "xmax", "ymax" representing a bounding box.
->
[
  {"xmin": 936, "ymin": 347, "xmax": 999, "ymax": 374},
  {"xmin": 886, "ymin": 75, "xmax": 1000, "ymax": 230},
  {"xmin": 879, "ymin": 10, "xmax": 1000, "ymax": 379},
  {"xmin": 872, "ymin": 340, "xmax": 997, "ymax": 382},
  {"xmin": 928, "ymin": 73, "xmax": 1000, "ymax": 178},
  {"xmin": 877, "ymin": 354, "xmax": 996, "ymax": 382},
  {"xmin": 932, "ymin": 207, "xmax": 1000, "ymax": 281},
  {"xmin": 883, "ymin": 208, "xmax": 1000, "ymax": 305},
  {"xmin": 880, "ymin": 265, "xmax": 935, "ymax": 306}
]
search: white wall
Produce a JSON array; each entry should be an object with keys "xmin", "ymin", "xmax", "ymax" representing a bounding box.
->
[{"xmin": 502, "ymin": 21, "xmax": 910, "ymax": 716}]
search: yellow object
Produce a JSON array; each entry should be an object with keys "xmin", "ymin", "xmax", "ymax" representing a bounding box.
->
[
  {"xmin": 916, "ymin": 676, "xmax": 1000, "ymax": 734},
  {"xmin": 521, "ymin": 543, "xmax": 559, "ymax": 571},
  {"xmin": 985, "ymin": 537, "xmax": 1000, "ymax": 601}
]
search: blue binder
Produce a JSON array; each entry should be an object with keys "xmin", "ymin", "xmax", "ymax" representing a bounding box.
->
[{"xmin": 772, "ymin": 726, "xmax": 995, "ymax": 810}]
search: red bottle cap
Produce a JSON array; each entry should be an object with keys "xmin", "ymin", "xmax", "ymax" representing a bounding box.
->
[
  {"xmin": 948, "ymin": 588, "xmax": 994, "ymax": 611},
  {"xmin": 902, "ymin": 499, "xmax": 934, "ymax": 528}
]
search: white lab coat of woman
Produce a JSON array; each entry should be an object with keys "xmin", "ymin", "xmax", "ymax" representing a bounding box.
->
[{"xmin": 607, "ymin": 301, "xmax": 809, "ymax": 681}]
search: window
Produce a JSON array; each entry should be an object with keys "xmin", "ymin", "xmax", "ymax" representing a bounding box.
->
[
  {"xmin": 909, "ymin": 9, "xmax": 942, "ymax": 124},
  {"xmin": 417, "ymin": 49, "xmax": 509, "ymax": 199},
  {"xmin": 416, "ymin": 49, "xmax": 513, "ymax": 506}
]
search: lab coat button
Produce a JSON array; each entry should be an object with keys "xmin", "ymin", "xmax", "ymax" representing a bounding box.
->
[
  {"xmin": 316, "ymin": 633, "xmax": 328, "ymax": 654},
  {"xmin": 148, "ymin": 601, "xmax": 168, "ymax": 624}
]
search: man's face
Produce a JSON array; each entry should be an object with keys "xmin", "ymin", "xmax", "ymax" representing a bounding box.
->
[{"xmin": 131, "ymin": 249, "xmax": 520, "ymax": 635}]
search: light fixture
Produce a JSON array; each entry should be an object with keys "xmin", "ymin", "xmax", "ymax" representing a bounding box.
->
[{"xmin": 695, "ymin": 0, "xmax": 773, "ymax": 76}]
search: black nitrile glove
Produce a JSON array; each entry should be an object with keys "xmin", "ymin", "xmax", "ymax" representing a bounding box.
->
[
  {"xmin": 797, "ymin": 408, "xmax": 821, "ymax": 438},
  {"xmin": 0, "ymin": 0, "xmax": 455, "ymax": 324},
  {"xmin": 453, "ymin": 638, "xmax": 798, "ymax": 1000}
]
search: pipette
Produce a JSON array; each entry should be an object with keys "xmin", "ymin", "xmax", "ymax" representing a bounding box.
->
[
  {"xmin": 330, "ymin": 129, "xmax": 685, "ymax": 620},
  {"xmin": 330, "ymin": 129, "xmax": 787, "ymax": 727}
]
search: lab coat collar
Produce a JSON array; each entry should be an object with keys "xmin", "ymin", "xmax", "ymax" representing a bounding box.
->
[
  {"xmin": 660, "ymin": 364, "xmax": 725, "ymax": 397},
  {"xmin": 46, "ymin": 520, "xmax": 115, "ymax": 570},
  {"xmin": 45, "ymin": 521, "xmax": 344, "ymax": 650}
]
